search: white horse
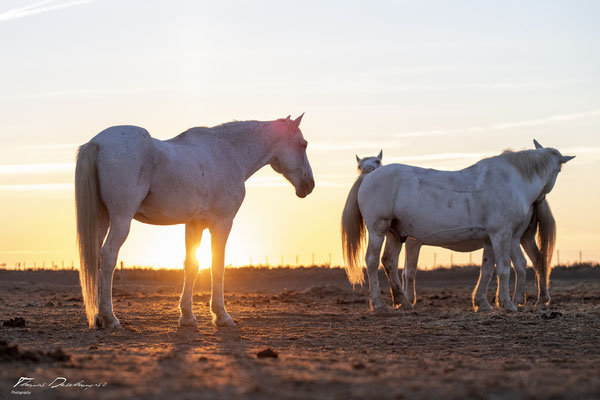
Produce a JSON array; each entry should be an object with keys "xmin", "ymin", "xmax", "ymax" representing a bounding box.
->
[
  {"xmin": 356, "ymin": 150, "xmax": 382, "ymax": 174},
  {"xmin": 75, "ymin": 115, "xmax": 314, "ymax": 328},
  {"xmin": 342, "ymin": 141, "xmax": 573, "ymax": 312},
  {"xmin": 355, "ymin": 145, "xmax": 556, "ymax": 310},
  {"xmin": 403, "ymin": 199, "xmax": 555, "ymax": 311}
]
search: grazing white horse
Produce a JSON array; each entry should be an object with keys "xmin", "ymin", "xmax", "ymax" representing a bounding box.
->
[
  {"xmin": 342, "ymin": 141, "xmax": 573, "ymax": 312},
  {"xmin": 75, "ymin": 115, "xmax": 314, "ymax": 328},
  {"xmin": 353, "ymin": 146, "xmax": 556, "ymax": 309}
]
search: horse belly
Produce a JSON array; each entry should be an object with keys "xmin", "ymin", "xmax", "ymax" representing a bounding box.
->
[
  {"xmin": 133, "ymin": 188, "xmax": 210, "ymax": 225},
  {"xmin": 419, "ymin": 228, "xmax": 488, "ymax": 247},
  {"xmin": 442, "ymin": 240, "xmax": 485, "ymax": 252}
]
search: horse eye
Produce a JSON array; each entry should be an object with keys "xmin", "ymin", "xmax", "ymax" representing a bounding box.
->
[{"xmin": 301, "ymin": 140, "xmax": 308, "ymax": 149}]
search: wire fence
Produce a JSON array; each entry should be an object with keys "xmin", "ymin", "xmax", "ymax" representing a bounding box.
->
[{"xmin": 0, "ymin": 249, "xmax": 595, "ymax": 271}]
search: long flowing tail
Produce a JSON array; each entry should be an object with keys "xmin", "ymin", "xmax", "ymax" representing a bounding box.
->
[
  {"xmin": 535, "ymin": 198, "xmax": 556, "ymax": 288},
  {"xmin": 341, "ymin": 174, "xmax": 367, "ymax": 285},
  {"xmin": 75, "ymin": 142, "xmax": 103, "ymax": 328}
]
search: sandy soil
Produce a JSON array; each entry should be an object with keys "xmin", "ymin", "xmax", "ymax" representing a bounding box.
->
[{"xmin": 1, "ymin": 267, "xmax": 599, "ymax": 399}]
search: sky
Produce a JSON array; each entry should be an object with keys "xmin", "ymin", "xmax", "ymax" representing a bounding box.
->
[{"xmin": 0, "ymin": 0, "xmax": 599, "ymax": 270}]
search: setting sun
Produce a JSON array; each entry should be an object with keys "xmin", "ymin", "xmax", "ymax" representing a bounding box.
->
[{"xmin": 195, "ymin": 230, "xmax": 212, "ymax": 270}]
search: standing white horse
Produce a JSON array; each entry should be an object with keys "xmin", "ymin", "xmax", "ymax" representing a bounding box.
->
[
  {"xmin": 342, "ymin": 141, "xmax": 573, "ymax": 312},
  {"xmin": 351, "ymin": 145, "xmax": 556, "ymax": 309},
  {"xmin": 75, "ymin": 115, "xmax": 314, "ymax": 328},
  {"xmin": 402, "ymin": 197, "xmax": 555, "ymax": 311},
  {"xmin": 356, "ymin": 150, "xmax": 382, "ymax": 174}
]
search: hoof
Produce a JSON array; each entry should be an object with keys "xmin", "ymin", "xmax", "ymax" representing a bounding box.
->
[
  {"xmin": 370, "ymin": 303, "xmax": 388, "ymax": 313},
  {"xmin": 535, "ymin": 296, "xmax": 551, "ymax": 307},
  {"xmin": 474, "ymin": 302, "xmax": 493, "ymax": 312},
  {"xmin": 500, "ymin": 303, "xmax": 518, "ymax": 313},
  {"xmin": 95, "ymin": 314, "xmax": 121, "ymax": 329},
  {"xmin": 179, "ymin": 314, "xmax": 198, "ymax": 327},
  {"xmin": 212, "ymin": 312, "xmax": 236, "ymax": 328},
  {"xmin": 513, "ymin": 294, "xmax": 527, "ymax": 307}
]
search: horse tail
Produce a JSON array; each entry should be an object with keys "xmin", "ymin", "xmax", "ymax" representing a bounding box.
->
[
  {"xmin": 341, "ymin": 174, "xmax": 367, "ymax": 285},
  {"xmin": 75, "ymin": 142, "xmax": 103, "ymax": 328},
  {"xmin": 535, "ymin": 198, "xmax": 556, "ymax": 288}
]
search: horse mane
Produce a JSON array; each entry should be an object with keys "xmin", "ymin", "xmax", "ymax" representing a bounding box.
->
[
  {"xmin": 177, "ymin": 120, "xmax": 266, "ymax": 139},
  {"xmin": 497, "ymin": 149, "xmax": 558, "ymax": 181}
]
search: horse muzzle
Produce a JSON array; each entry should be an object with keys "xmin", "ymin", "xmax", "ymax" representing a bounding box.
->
[{"xmin": 295, "ymin": 178, "xmax": 315, "ymax": 198}]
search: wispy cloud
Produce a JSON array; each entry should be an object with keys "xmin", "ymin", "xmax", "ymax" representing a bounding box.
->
[
  {"xmin": 397, "ymin": 109, "xmax": 600, "ymax": 138},
  {"xmin": 310, "ymin": 140, "xmax": 403, "ymax": 153},
  {"xmin": 0, "ymin": 183, "xmax": 72, "ymax": 191},
  {"xmin": 0, "ymin": 162, "xmax": 74, "ymax": 175},
  {"xmin": 0, "ymin": 0, "xmax": 92, "ymax": 22},
  {"xmin": 387, "ymin": 152, "xmax": 493, "ymax": 164}
]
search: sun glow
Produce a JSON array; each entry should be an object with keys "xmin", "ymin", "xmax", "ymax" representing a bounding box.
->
[{"xmin": 195, "ymin": 229, "xmax": 212, "ymax": 270}]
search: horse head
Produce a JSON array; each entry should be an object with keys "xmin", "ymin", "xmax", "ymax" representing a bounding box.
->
[
  {"xmin": 356, "ymin": 150, "xmax": 382, "ymax": 174},
  {"xmin": 532, "ymin": 139, "xmax": 575, "ymax": 197},
  {"xmin": 269, "ymin": 113, "xmax": 315, "ymax": 198}
]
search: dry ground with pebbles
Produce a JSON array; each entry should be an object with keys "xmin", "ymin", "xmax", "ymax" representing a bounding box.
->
[{"xmin": 1, "ymin": 267, "xmax": 599, "ymax": 399}]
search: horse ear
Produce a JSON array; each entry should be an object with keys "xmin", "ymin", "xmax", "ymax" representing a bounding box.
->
[
  {"xmin": 377, "ymin": 150, "xmax": 383, "ymax": 160},
  {"xmin": 533, "ymin": 139, "xmax": 543, "ymax": 149},
  {"xmin": 560, "ymin": 155, "xmax": 575, "ymax": 163},
  {"xmin": 356, "ymin": 154, "xmax": 361, "ymax": 164},
  {"xmin": 286, "ymin": 115, "xmax": 291, "ymax": 119},
  {"xmin": 291, "ymin": 113, "xmax": 304, "ymax": 130}
]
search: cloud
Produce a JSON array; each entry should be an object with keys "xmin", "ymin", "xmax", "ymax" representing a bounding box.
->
[
  {"xmin": 0, "ymin": 0, "xmax": 92, "ymax": 22},
  {"xmin": 386, "ymin": 152, "xmax": 493, "ymax": 164},
  {"xmin": 0, "ymin": 183, "xmax": 72, "ymax": 191},
  {"xmin": 310, "ymin": 139, "xmax": 404, "ymax": 152},
  {"xmin": 396, "ymin": 109, "xmax": 600, "ymax": 138},
  {"xmin": 0, "ymin": 162, "xmax": 75, "ymax": 175}
]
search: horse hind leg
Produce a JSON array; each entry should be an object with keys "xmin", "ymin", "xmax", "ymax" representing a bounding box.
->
[
  {"xmin": 95, "ymin": 215, "xmax": 132, "ymax": 329},
  {"xmin": 381, "ymin": 232, "xmax": 412, "ymax": 309},
  {"xmin": 521, "ymin": 232, "xmax": 549, "ymax": 306},
  {"xmin": 403, "ymin": 238, "xmax": 421, "ymax": 306},
  {"xmin": 511, "ymin": 240, "xmax": 528, "ymax": 306},
  {"xmin": 365, "ymin": 219, "xmax": 390, "ymax": 312},
  {"xmin": 179, "ymin": 222, "xmax": 204, "ymax": 327},
  {"xmin": 472, "ymin": 244, "xmax": 494, "ymax": 312},
  {"xmin": 490, "ymin": 231, "xmax": 518, "ymax": 312}
]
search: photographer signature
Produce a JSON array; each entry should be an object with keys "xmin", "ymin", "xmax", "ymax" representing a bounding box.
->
[{"xmin": 13, "ymin": 377, "xmax": 107, "ymax": 391}]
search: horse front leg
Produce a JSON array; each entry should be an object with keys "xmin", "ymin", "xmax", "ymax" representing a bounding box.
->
[
  {"xmin": 209, "ymin": 218, "xmax": 235, "ymax": 327},
  {"xmin": 403, "ymin": 238, "xmax": 421, "ymax": 306},
  {"xmin": 472, "ymin": 244, "xmax": 495, "ymax": 312},
  {"xmin": 179, "ymin": 222, "xmax": 204, "ymax": 327},
  {"xmin": 490, "ymin": 231, "xmax": 518, "ymax": 312},
  {"xmin": 511, "ymin": 240, "xmax": 528, "ymax": 306},
  {"xmin": 381, "ymin": 233, "xmax": 412, "ymax": 309},
  {"xmin": 96, "ymin": 217, "xmax": 131, "ymax": 329}
]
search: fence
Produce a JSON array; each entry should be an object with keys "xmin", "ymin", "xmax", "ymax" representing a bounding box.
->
[{"xmin": 0, "ymin": 249, "xmax": 595, "ymax": 271}]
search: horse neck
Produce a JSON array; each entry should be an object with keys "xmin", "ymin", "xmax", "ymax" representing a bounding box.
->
[
  {"xmin": 524, "ymin": 167, "xmax": 555, "ymax": 204},
  {"xmin": 214, "ymin": 121, "xmax": 278, "ymax": 180}
]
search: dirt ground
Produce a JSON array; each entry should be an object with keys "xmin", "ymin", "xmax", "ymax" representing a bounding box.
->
[{"xmin": 1, "ymin": 267, "xmax": 599, "ymax": 400}]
